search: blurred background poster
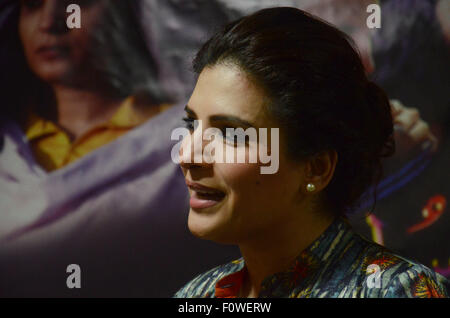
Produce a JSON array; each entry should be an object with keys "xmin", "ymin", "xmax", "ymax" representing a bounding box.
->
[{"xmin": 0, "ymin": 0, "xmax": 448, "ymax": 297}]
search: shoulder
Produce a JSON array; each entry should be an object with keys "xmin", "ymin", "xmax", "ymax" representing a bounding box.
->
[
  {"xmin": 381, "ymin": 262, "xmax": 449, "ymax": 298},
  {"xmin": 350, "ymin": 235, "xmax": 449, "ymax": 298},
  {"xmin": 173, "ymin": 259, "xmax": 244, "ymax": 298}
]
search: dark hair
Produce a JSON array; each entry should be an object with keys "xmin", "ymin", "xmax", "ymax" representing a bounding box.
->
[
  {"xmin": 89, "ymin": 0, "xmax": 167, "ymax": 102},
  {"xmin": 193, "ymin": 7, "xmax": 395, "ymax": 216},
  {"xmin": 0, "ymin": 0, "xmax": 168, "ymax": 121}
]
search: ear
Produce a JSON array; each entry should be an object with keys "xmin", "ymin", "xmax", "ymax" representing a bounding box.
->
[{"xmin": 303, "ymin": 150, "xmax": 338, "ymax": 194}]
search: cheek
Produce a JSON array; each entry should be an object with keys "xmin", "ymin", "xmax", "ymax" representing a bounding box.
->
[
  {"xmin": 219, "ymin": 161, "xmax": 288, "ymax": 209},
  {"xmin": 220, "ymin": 163, "xmax": 262, "ymax": 195},
  {"xmin": 217, "ymin": 161, "xmax": 296, "ymax": 240},
  {"xmin": 218, "ymin": 141, "xmax": 295, "ymax": 206},
  {"xmin": 66, "ymin": 6, "xmax": 106, "ymax": 59},
  {"xmin": 19, "ymin": 13, "xmax": 37, "ymax": 59},
  {"xmin": 217, "ymin": 163, "xmax": 266, "ymax": 233},
  {"xmin": 224, "ymin": 151, "xmax": 302, "ymax": 219},
  {"xmin": 67, "ymin": 29, "xmax": 92, "ymax": 65}
]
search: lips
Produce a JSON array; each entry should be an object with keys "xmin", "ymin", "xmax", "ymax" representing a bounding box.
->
[
  {"xmin": 36, "ymin": 45, "xmax": 69, "ymax": 59},
  {"xmin": 186, "ymin": 180, "xmax": 226, "ymax": 209}
]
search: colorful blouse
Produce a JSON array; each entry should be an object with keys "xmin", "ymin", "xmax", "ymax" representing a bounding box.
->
[{"xmin": 174, "ymin": 217, "xmax": 449, "ymax": 298}]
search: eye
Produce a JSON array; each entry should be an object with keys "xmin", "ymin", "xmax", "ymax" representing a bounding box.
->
[
  {"xmin": 182, "ymin": 117, "xmax": 195, "ymax": 132},
  {"xmin": 222, "ymin": 128, "xmax": 249, "ymax": 147}
]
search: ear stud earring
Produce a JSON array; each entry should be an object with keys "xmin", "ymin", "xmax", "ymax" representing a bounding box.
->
[{"xmin": 306, "ymin": 183, "xmax": 316, "ymax": 192}]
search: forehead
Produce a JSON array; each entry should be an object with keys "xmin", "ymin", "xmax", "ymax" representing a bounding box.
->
[{"xmin": 188, "ymin": 63, "xmax": 272, "ymax": 127}]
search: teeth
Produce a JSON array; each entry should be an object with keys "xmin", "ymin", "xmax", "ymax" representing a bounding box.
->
[
  {"xmin": 196, "ymin": 189, "xmax": 213, "ymax": 194},
  {"xmin": 196, "ymin": 190, "xmax": 220, "ymax": 195},
  {"xmin": 192, "ymin": 187, "xmax": 222, "ymax": 194},
  {"xmin": 194, "ymin": 189, "xmax": 225, "ymax": 198}
]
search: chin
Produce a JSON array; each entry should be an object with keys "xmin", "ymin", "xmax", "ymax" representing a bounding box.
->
[
  {"xmin": 32, "ymin": 64, "xmax": 73, "ymax": 83},
  {"xmin": 187, "ymin": 213, "xmax": 215, "ymax": 239},
  {"xmin": 187, "ymin": 211, "xmax": 234, "ymax": 244}
]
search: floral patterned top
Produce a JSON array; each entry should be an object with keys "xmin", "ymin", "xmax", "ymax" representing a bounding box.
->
[{"xmin": 174, "ymin": 217, "xmax": 449, "ymax": 298}]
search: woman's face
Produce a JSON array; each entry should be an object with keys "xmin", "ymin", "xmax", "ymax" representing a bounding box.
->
[
  {"xmin": 19, "ymin": 0, "xmax": 106, "ymax": 84},
  {"xmin": 180, "ymin": 64, "xmax": 307, "ymax": 244}
]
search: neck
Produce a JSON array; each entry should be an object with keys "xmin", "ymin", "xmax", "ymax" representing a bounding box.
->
[
  {"xmin": 238, "ymin": 206, "xmax": 335, "ymax": 298},
  {"xmin": 52, "ymin": 84, "xmax": 124, "ymax": 140}
]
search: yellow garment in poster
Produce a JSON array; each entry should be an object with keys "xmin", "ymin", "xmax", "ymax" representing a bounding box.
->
[{"xmin": 24, "ymin": 97, "xmax": 170, "ymax": 171}]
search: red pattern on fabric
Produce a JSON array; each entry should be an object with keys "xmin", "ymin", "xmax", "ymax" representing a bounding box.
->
[{"xmin": 215, "ymin": 267, "xmax": 247, "ymax": 298}]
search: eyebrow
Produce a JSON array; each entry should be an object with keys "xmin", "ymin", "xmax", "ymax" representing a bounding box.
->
[{"xmin": 184, "ymin": 105, "xmax": 255, "ymax": 129}]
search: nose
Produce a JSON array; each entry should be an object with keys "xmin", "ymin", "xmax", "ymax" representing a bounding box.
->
[
  {"xmin": 179, "ymin": 125, "xmax": 213, "ymax": 170},
  {"xmin": 38, "ymin": 0, "xmax": 69, "ymax": 34}
]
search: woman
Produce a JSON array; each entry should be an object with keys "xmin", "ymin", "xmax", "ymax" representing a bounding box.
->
[
  {"xmin": 2, "ymin": 0, "xmax": 169, "ymax": 171},
  {"xmin": 0, "ymin": 0, "xmax": 240, "ymax": 297},
  {"xmin": 174, "ymin": 7, "xmax": 449, "ymax": 298}
]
